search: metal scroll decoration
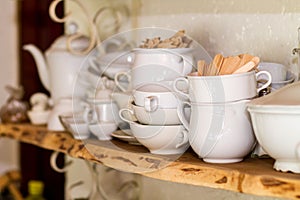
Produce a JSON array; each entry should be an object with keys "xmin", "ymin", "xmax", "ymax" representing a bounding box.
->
[{"xmin": 48, "ymin": 0, "xmax": 128, "ymax": 55}]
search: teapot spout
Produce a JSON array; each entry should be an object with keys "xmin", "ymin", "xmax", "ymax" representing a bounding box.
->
[{"xmin": 23, "ymin": 44, "xmax": 50, "ymax": 91}]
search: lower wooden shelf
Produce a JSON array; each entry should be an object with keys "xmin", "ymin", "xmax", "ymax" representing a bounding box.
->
[{"xmin": 0, "ymin": 123, "xmax": 299, "ymax": 199}]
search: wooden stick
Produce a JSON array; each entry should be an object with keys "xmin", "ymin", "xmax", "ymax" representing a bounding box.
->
[{"xmin": 197, "ymin": 60, "xmax": 206, "ymax": 76}]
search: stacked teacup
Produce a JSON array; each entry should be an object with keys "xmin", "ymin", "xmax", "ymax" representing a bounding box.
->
[
  {"xmin": 174, "ymin": 67, "xmax": 272, "ymax": 163},
  {"xmin": 119, "ymin": 83, "xmax": 191, "ymax": 155},
  {"xmin": 113, "ymin": 47, "xmax": 195, "ymax": 154}
]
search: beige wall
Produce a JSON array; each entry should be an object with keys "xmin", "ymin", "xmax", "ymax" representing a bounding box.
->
[
  {"xmin": 66, "ymin": 0, "xmax": 300, "ymax": 73},
  {"xmin": 0, "ymin": 0, "xmax": 20, "ymax": 174},
  {"xmin": 136, "ymin": 0, "xmax": 300, "ymax": 69}
]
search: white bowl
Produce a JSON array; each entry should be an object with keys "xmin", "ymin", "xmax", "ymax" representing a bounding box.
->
[
  {"xmin": 89, "ymin": 122, "xmax": 118, "ymax": 140},
  {"xmin": 271, "ymin": 71, "xmax": 295, "ymax": 90},
  {"xmin": 119, "ymin": 103, "xmax": 190, "ymax": 125},
  {"xmin": 248, "ymin": 81, "xmax": 300, "ymax": 173},
  {"xmin": 258, "ymin": 62, "xmax": 287, "ymax": 82},
  {"xmin": 59, "ymin": 114, "xmax": 90, "ymax": 140},
  {"xmin": 27, "ymin": 110, "xmax": 50, "ymax": 125},
  {"xmin": 129, "ymin": 122, "xmax": 189, "ymax": 155},
  {"xmin": 67, "ymin": 123, "xmax": 90, "ymax": 140}
]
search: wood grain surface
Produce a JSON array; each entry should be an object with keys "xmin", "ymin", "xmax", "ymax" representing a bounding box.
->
[{"xmin": 1, "ymin": 123, "xmax": 300, "ymax": 199}]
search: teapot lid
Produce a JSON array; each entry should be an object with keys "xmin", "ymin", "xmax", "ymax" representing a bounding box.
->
[{"xmin": 51, "ymin": 22, "xmax": 90, "ymax": 51}]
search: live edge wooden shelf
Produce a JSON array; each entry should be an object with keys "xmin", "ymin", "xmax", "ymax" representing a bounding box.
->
[{"xmin": 0, "ymin": 124, "xmax": 299, "ymax": 199}]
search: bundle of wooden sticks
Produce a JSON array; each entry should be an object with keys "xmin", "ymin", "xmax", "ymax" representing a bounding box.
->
[{"xmin": 197, "ymin": 53, "xmax": 260, "ymax": 76}]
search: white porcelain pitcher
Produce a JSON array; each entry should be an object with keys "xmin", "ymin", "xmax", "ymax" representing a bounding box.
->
[{"xmin": 23, "ymin": 23, "xmax": 90, "ymax": 104}]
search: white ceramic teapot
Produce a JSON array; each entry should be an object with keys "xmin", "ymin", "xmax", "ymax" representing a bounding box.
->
[{"xmin": 23, "ymin": 23, "xmax": 90, "ymax": 104}]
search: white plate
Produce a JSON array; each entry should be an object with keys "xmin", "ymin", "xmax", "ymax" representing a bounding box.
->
[{"xmin": 111, "ymin": 130, "xmax": 141, "ymax": 145}]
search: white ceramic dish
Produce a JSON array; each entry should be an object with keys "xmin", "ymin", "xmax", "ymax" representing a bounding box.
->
[
  {"xmin": 173, "ymin": 71, "xmax": 272, "ymax": 103},
  {"xmin": 133, "ymin": 84, "xmax": 182, "ymax": 111},
  {"xmin": 129, "ymin": 122, "xmax": 189, "ymax": 155},
  {"xmin": 258, "ymin": 62, "xmax": 287, "ymax": 82},
  {"xmin": 110, "ymin": 92, "xmax": 133, "ymax": 109},
  {"xmin": 131, "ymin": 48, "xmax": 195, "ymax": 75},
  {"xmin": 271, "ymin": 71, "xmax": 295, "ymax": 90},
  {"xmin": 27, "ymin": 110, "xmax": 50, "ymax": 125},
  {"xmin": 248, "ymin": 81, "xmax": 300, "ymax": 173},
  {"xmin": 85, "ymin": 99, "xmax": 120, "ymax": 123},
  {"xmin": 119, "ymin": 103, "xmax": 190, "ymax": 125},
  {"xmin": 114, "ymin": 65, "xmax": 184, "ymax": 92},
  {"xmin": 111, "ymin": 130, "xmax": 140, "ymax": 145},
  {"xmin": 59, "ymin": 114, "xmax": 90, "ymax": 140},
  {"xmin": 96, "ymin": 51, "xmax": 132, "ymax": 79},
  {"xmin": 178, "ymin": 99, "xmax": 256, "ymax": 163},
  {"xmin": 88, "ymin": 122, "xmax": 118, "ymax": 140}
]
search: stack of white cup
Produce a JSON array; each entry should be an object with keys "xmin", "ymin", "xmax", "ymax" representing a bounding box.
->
[
  {"xmin": 119, "ymin": 83, "xmax": 190, "ymax": 155},
  {"xmin": 113, "ymin": 48, "xmax": 195, "ymax": 154},
  {"xmin": 174, "ymin": 70, "xmax": 272, "ymax": 163}
]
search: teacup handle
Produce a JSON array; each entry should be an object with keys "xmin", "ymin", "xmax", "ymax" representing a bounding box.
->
[
  {"xmin": 177, "ymin": 101, "xmax": 191, "ymax": 131},
  {"xmin": 83, "ymin": 107, "xmax": 97, "ymax": 124},
  {"xmin": 114, "ymin": 71, "xmax": 131, "ymax": 92},
  {"xmin": 180, "ymin": 55, "xmax": 193, "ymax": 75},
  {"xmin": 173, "ymin": 77, "xmax": 189, "ymax": 99},
  {"xmin": 256, "ymin": 71, "xmax": 272, "ymax": 94},
  {"xmin": 119, "ymin": 108, "xmax": 135, "ymax": 124},
  {"xmin": 144, "ymin": 96, "xmax": 158, "ymax": 112},
  {"xmin": 176, "ymin": 129, "xmax": 189, "ymax": 148}
]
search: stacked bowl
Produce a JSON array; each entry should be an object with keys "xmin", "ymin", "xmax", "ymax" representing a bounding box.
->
[
  {"xmin": 119, "ymin": 83, "xmax": 190, "ymax": 155},
  {"xmin": 174, "ymin": 70, "xmax": 272, "ymax": 163}
]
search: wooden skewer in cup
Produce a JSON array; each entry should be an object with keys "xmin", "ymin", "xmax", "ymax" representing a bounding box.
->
[
  {"xmin": 197, "ymin": 60, "xmax": 206, "ymax": 76},
  {"xmin": 232, "ymin": 56, "xmax": 260, "ymax": 74}
]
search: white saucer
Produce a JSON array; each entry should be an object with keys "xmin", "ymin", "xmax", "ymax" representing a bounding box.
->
[{"xmin": 111, "ymin": 130, "xmax": 141, "ymax": 145}]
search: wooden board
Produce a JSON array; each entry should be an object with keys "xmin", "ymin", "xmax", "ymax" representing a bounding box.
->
[{"xmin": 1, "ymin": 123, "xmax": 300, "ymax": 199}]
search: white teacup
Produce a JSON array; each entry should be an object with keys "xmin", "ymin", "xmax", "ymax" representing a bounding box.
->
[
  {"xmin": 257, "ymin": 62, "xmax": 287, "ymax": 82},
  {"xmin": 270, "ymin": 71, "xmax": 295, "ymax": 91},
  {"xmin": 128, "ymin": 121, "xmax": 189, "ymax": 155},
  {"xmin": 119, "ymin": 103, "xmax": 191, "ymax": 125},
  {"xmin": 178, "ymin": 100, "xmax": 256, "ymax": 163},
  {"xmin": 173, "ymin": 71, "xmax": 272, "ymax": 103},
  {"xmin": 114, "ymin": 48, "xmax": 195, "ymax": 92},
  {"xmin": 110, "ymin": 91, "xmax": 133, "ymax": 109},
  {"xmin": 131, "ymin": 48, "xmax": 195, "ymax": 74},
  {"xmin": 83, "ymin": 99, "xmax": 120, "ymax": 124},
  {"xmin": 114, "ymin": 65, "xmax": 185, "ymax": 92},
  {"xmin": 133, "ymin": 84, "xmax": 183, "ymax": 112},
  {"xmin": 88, "ymin": 122, "xmax": 118, "ymax": 140}
]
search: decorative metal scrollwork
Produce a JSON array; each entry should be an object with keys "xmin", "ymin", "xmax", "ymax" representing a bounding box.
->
[{"xmin": 48, "ymin": 0, "xmax": 129, "ymax": 55}]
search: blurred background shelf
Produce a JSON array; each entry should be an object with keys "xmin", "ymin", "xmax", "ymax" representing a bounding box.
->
[{"xmin": 0, "ymin": 123, "xmax": 300, "ymax": 199}]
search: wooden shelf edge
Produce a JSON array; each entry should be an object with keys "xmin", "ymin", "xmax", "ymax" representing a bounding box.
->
[{"xmin": 1, "ymin": 123, "xmax": 300, "ymax": 199}]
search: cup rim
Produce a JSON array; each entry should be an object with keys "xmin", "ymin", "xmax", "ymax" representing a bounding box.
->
[
  {"xmin": 188, "ymin": 98, "xmax": 252, "ymax": 106},
  {"xmin": 187, "ymin": 70, "xmax": 255, "ymax": 79}
]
